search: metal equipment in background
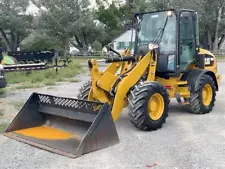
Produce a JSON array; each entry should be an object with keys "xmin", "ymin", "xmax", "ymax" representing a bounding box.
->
[
  {"xmin": 8, "ymin": 49, "xmax": 55, "ymax": 64},
  {"xmin": 4, "ymin": 63, "xmax": 47, "ymax": 72},
  {"xmin": 3, "ymin": 49, "xmax": 70, "ymax": 73}
]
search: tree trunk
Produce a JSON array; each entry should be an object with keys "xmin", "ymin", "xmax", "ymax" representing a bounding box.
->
[
  {"xmin": 62, "ymin": 38, "xmax": 69, "ymax": 57},
  {"xmin": 70, "ymin": 41, "xmax": 80, "ymax": 49},
  {"xmin": 10, "ymin": 31, "xmax": 18, "ymax": 51},
  {"xmin": 207, "ymin": 29, "xmax": 213, "ymax": 50},
  {"xmin": 218, "ymin": 35, "xmax": 225, "ymax": 49},
  {"xmin": 213, "ymin": 7, "xmax": 223, "ymax": 50},
  {"xmin": 74, "ymin": 34, "xmax": 84, "ymax": 49},
  {"xmin": 0, "ymin": 28, "xmax": 11, "ymax": 51},
  {"xmin": 82, "ymin": 31, "xmax": 89, "ymax": 47},
  {"xmin": 16, "ymin": 34, "xmax": 20, "ymax": 50}
]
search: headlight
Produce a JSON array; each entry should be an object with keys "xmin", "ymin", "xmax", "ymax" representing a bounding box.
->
[
  {"xmin": 167, "ymin": 11, "xmax": 173, "ymax": 17},
  {"xmin": 204, "ymin": 55, "xmax": 215, "ymax": 66},
  {"xmin": 148, "ymin": 43, "xmax": 159, "ymax": 51}
]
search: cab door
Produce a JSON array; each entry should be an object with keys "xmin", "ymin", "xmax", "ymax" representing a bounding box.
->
[{"xmin": 178, "ymin": 11, "xmax": 198, "ymax": 72}]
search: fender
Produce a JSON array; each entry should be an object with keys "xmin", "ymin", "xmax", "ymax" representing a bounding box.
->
[{"xmin": 181, "ymin": 69, "xmax": 219, "ymax": 92}]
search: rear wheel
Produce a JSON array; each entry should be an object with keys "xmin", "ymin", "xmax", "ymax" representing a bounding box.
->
[
  {"xmin": 188, "ymin": 74, "xmax": 216, "ymax": 114},
  {"xmin": 77, "ymin": 81, "xmax": 91, "ymax": 100},
  {"xmin": 76, "ymin": 81, "xmax": 92, "ymax": 108},
  {"xmin": 128, "ymin": 82, "xmax": 170, "ymax": 131}
]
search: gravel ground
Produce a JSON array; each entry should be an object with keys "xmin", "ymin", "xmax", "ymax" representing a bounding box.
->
[{"xmin": 0, "ymin": 62, "xmax": 225, "ymax": 169}]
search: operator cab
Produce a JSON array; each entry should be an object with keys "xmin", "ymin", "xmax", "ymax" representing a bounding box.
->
[{"xmin": 134, "ymin": 9, "xmax": 200, "ymax": 77}]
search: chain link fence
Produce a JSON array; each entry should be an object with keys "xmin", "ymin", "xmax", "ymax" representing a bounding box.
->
[
  {"xmin": 72, "ymin": 51, "xmax": 104, "ymax": 58},
  {"xmin": 210, "ymin": 49, "xmax": 225, "ymax": 62},
  {"xmin": 72, "ymin": 49, "xmax": 225, "ymax": 62}
]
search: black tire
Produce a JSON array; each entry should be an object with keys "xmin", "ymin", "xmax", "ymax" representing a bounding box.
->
[
  {"xmin": 77, "ymin": 81, "xmax": 91, "ymax": 100},
  {"xmin": 28, "ymin": 61, "xmax": 34, "ymax": 64},
  {"xmin": 188, "ymin": 74, "xmax": 216, "ymax": 114},
  {"xmin": 76, "ymin": 81, "xmax": 92, "ymax": 108},
  {"xmin": 19, "ymin": 61, "xmax": 25, "ymax": 64},
  {"xmin": 128, "ymin": 81, "xmax": 170, "ymax": 131}
]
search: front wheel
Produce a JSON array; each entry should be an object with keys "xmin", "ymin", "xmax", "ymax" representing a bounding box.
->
[{"xmin": 128, "ymin": 82, "xmax": 170, "ymax": 131}]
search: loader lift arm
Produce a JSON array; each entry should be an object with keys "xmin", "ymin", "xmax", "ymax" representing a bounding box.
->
[
  {"xmin": 87, "ymin": 49, "xmax": 133, "ymax": 101},
  {"xmin": 88, "ymin": 50, "xmax": 158, "ymax": 121}
]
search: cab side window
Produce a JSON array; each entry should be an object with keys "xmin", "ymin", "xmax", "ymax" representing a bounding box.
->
[{"xmin": 179, "ymin": 12, "xmax": 195, "ymax": 71}]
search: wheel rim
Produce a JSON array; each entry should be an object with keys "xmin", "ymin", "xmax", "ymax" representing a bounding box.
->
[
  {"xmin": 202, "ymin": 84, "xmax": 213, "ymax": 106},
  {"xmin": 148, "ymin": 93, "xmax": 164, "ymax": 120}
]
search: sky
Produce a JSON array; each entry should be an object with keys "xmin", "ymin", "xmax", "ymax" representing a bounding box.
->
[
  {"xmin": 26, "ymin": 0, "xmax": 125, "ymax": 15},
  {"xmin": 26, "ymin": 0, "xmax": 98, "ymax": 14},
  {"xmin": 26, "ymin": 1, "xmax": 39, "ymax": 15}
]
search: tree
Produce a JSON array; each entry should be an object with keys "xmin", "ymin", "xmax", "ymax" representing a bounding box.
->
[
  {"xmin": 33, "ymin": 0, "xmax": 104, "ymax": 51},
  {"xmin": 33, "ymin": 0, "xmax": 225, "ymax": 51},
  {"xmin": 95, "ymin": 0, "xmax": 154, "ymax": 45},
  {"xmin": 140, "ymin": 0, "xmax": 225, "ymax": 50},
  {"xmin": 0, "ymin": 0, "xmax": 33, "ymax": 51},
  {"xmin": 96, "ymin": 3, "xmax": 124, "ymax": 45},
  {"xmin": 196, "ymin": 0, "xmax": 225, "ymax": 50},
  {"xmin": 151, "ymin": 0, "xmax": 225, "ymax": 50},
  {"xmin": 21, "ymin": 31, "xmax": 63, "ymax": 51}
]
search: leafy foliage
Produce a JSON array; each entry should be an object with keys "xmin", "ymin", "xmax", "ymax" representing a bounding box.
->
[
  {"xmin": 95, "ymin": 0, "xmax": 225, "ymax": 50},
  {"xmin": 0, "ymin": 0, "xmax": 33, "ymax": 51},
  {"xmin": 21, "ymin": 31, "xmax": 63, "ymax": 51},
  {"xmin": 35, "ymin": 0, "xmax": 104, "ymax": 51},
  {"xmin": 0, "ymin": 0, "xmax": 224, "ymax": 53}
]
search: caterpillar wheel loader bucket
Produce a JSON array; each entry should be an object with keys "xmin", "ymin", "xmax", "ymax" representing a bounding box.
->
[{"xmin": 3, "ymin": 93, "xmax": 119, "ymax": 158}]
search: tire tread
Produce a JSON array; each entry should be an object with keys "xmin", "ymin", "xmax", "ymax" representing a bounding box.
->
[{"xmin": 128, "ymin": 82, "xmax": 170, "ymax": 131}]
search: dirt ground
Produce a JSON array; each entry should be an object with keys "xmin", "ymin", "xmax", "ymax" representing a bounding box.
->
[{"xmin": 0, "ymin": 62, "xmax": 225, "ymax": 169}]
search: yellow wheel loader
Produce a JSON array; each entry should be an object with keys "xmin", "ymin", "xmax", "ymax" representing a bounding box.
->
[
  {"xmin": 77, "ymin": 9, "xmax": 221, "ymax": 129},
  {"xmin": 3, "ymin": 9, "xmax": 221, "ymax": 158}
]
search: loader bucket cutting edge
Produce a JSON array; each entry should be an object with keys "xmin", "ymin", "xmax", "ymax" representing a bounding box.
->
[{"xmin": 3, "ymin": 92, "xmax": 119, "ymax": 158}]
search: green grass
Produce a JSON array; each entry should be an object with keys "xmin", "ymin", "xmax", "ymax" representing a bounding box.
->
[
  {"xmin": 44, "ymin": 80, "xmax": 56, "ymax": 86},
  {"xmin": 5, "ymin": 60, "xmax": 83, "ymax": 89},
  {"xmin": 0, "ymin": 88, "xmax": 7, "ymax": 95},
  {"xmin": 15, "ymin": 83, "xmax": 44, "ymax": 89},
  {"xmin": 0, "ymin": 123, "xmax": 8, "ymax": 133}
]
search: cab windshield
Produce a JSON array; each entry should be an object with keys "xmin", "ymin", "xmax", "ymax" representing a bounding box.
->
[{"xmin": 138, "ymin": 11, "xmax": 176, "ymax": 53}]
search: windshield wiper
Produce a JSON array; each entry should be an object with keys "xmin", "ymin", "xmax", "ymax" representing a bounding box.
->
[{"xmin": 152, "ymin": 16, "xmax": 169, "ymax": 45}]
